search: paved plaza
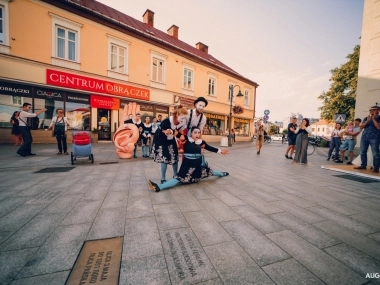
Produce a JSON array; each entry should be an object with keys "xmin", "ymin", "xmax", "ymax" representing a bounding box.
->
[{"xmin": 0, "ymin": 141, "xmax": 379, "ymax": 285}]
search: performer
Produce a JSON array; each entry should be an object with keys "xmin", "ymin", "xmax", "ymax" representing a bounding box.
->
[
  {"xmin": 148, "ymin": 127, "xmax": 229, "ymax": 192},
  {"xmin": 141, "ymin": 116, "xmax": 152, "ymax": 157},
  {"xmin": 150, "ymin": 105, "xmax": 188, "ymax": 183},
  {"xmin": 124, "ymin": 113, "xmax": 143, "ymax": 158}
]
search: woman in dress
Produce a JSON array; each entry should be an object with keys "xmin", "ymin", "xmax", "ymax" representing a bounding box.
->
[
  {"xmin": 10, "ymin": 111, "xmax": 23, "ymax": 145},
  {"xmin": 148, "ymin": 127, "xmax": 229, "ymax": 192},
  {"xmin": 141, "ymin": 116, "xmax": 152, "ymax": 157},
  {"xmin": 150, "ymin": 105, "xmax": 188, "ymax": 183},
  {"xmin": 293, "ymin": 118, "xmax": 312, "ymax": 165}
]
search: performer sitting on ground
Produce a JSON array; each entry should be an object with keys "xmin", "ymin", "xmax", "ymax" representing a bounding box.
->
[{"xmin": 148, "ymin": 127, "xmax": 229, "ymax": 192}]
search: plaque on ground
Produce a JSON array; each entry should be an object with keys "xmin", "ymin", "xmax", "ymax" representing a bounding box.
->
[
  {"xmin": 66, "ymin": 237, "xmax": 123, "ymax": 285},
  {"xmin": 161, "ymin": 228, "xmax": 218, "ymax": 284}
]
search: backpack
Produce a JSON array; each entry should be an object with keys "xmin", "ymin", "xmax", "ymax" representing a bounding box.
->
[{"xmin": 53, "ymin": 118, "xmax": 66, "ymax": 136}]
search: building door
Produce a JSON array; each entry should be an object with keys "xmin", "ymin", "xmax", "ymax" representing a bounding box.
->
[{"xmin": 98, "ymin": 109, "xmax": 111, "ymax": 140}]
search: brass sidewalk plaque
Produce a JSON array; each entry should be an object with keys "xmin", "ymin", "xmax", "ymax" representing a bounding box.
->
[{"xmin": 66, "ymin": 237, "xmax": 123, "ymax": 285}]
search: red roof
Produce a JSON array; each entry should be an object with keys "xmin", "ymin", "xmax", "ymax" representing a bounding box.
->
[{"xmin": 65, "ymin": 0, "xmax": 257, "ymax": 86}]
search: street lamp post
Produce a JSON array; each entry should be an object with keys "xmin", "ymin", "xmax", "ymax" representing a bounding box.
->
[{"xmin": 228, "ymin": 85, "xmax": 244, "ymax": 147}]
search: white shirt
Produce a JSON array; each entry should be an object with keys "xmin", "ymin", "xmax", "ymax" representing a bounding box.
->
[
  {"xmin": 49, "ymin": 116, "xmax": 70, "ymax": 131},
  {"xmin": 19, "ymin": 110, "xmax": 37, "ymax": 126},
  {"xmin": 186, "ymin": 109, "xmax": 207, "ymax": 130}
]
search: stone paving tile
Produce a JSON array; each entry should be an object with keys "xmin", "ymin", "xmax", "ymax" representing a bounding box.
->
[
  {"xmin": 123, "ymin": 216, "xmax": 163, "ymax": 260},
  {"xmin": 239, "ymin": 194, "xmax": 284, "ymax": 215},
  {"xmin": 80, "ymin": 185, "xmax": 109, "ymax": 201},
  {"xmin": 0, "ymin": 248, "xmax": 38, "ymax": 285},
  {"xmin": 313, "ymin": 221, "xmax": 380, "ymax": 260},
  {"xmin": 211, "ymin": 190, "xmax": 246, "ymax": 207},
  {"xmin": 199, "ymin": 199, "xmax": 241, "ymax": 222},
  {"xmin": 262, "ymin": 258, "xmax": 325, "ymax": 285},
  {"xmin": 195, "ymin": 278, "xmax": 224, "ymax": 285},
  {"xmin": 171, "ymin": 192, "xmax": 204, "ymax": 212},
  {"xmin": 266, "ymin": 230, "xmax": 367, "ymax": 285},
  {"xmin": 101, "ymin": 190, "xmax": 128, "ymax": 209},
  {"xmin": 323, "ymin": 243, "xmax": 380, "ymax": 285},
  {"xmin": 221, "ymin": 219, "xmax": 290, "ymax": 266},
  {"xmin": 367, "ymin": 232, "xmax": 380, "ymax": 243},
  {"xmin": 270, "ymin": 201, "xmax": 326, "ymax": 224},
  {"xmin": 153, "ymin": 204, "xmax": 189, "ymax": 231},
  {"xmin": 119, "ymin": 255, "xmax": 171, "ymax": 285},
  {"xmin": 39, "ymin": 194, "xmax": 82, "ymax": 215},
  {"xmin": 183, "ymin": 211, "xmax": 233, "ymax": 247},
  {"xmin": 10, "ymin": 271, "xmax": 70, "ymax": 285},
  {"xmin": 161, "ymin": 228, "xmax": 218, "ymax": 284},
  {"xmin": 270, "ymin": 212, "xmax": 341, "ymax": 249},
  {"xmin": 307, "ymin": 206, "xmax": 378, "ymax": 235},
  {"xmin": 231, "ymin": 205, "xmax": 285, "ymax": 234},
  {"xmin": 126, "ymin": 196, "xmax": 154, "ymax": 219},
  {"xmin": 350, "ymin": 212, "xmax": 380, "ymax": 229},
  {"xmin": 17, "ymin": 223, "xmax": 90, "ymax": 279},
  {"xmin": 187, "ymin": 187, "xmax": 216, "ymax": 200},
  {"xmin": 0, "ymin": 204, "xmax": 47, "ymax": 232},
  {"xmin": 86, "ymin": 207, "xmax": 126, "ymax": 240},
  {"xmin": 0, "ymin": 197, "xmax": 30, "ymax": 218},
  {"xmin": 60, "ymin": 200, "xmax": 102, "ymax": 225},
  {"xmin": 149, "ymin": 190, "xmax": 175, "ymax": 205},
  {"xmin": 204, "ymin": 241, "xmax": 275, "ymax": 284},
  {"xmin": 302, "ymin": 195, "xmax": 360, "ymax": 215},
  {"xmin": 243, "ymin": 188, "xmax": 283, "ymax": 202}
]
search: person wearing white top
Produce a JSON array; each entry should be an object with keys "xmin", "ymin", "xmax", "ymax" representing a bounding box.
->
[
  {"xmin": 48, "ymin": 108, "xmax": 71, "ymax": 155},
  {"xmin": 293, "ymin": 118, "xmax": 312, "ymax": 164},
  {"xmin": 327, "ymin": 123, "xmax": 344, "ymax": 161},
  {"xmin": 17, "ymin": 102, "xmax": 47, "ymax": 157}
]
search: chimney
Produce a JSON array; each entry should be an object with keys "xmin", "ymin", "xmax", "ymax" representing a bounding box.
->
[
  {"xmin": 167, "ymin": 25, "xmax": 179, "ymax": 39},
  {"xmin": 196, "ymin": 42, "xmax": 208, "ymax": 54},
  {"xmin": 142, "ymin": 9, "xmax": 154, "ymax": 27}
]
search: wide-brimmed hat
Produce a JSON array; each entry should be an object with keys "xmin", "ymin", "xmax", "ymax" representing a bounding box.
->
[
  {"xmin": 194, "ymin": 97, "xmax": 208, "ymax": 107},
  {"xmin": 369, "ymin": 105, "xmax": 380, "ymax": 110}
]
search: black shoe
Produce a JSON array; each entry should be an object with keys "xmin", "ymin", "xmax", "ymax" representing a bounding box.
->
[
  {"xmin": 17, "ymin": 151, "xmax": 26, "ymax": 157},
  {"xmin": 133, "ymin": 155, "xmax": 137, "ymax": 158},
  {"xmin": 335, "ymin": 160, "xmax": 343, "ymax": 163},
  {"xmin": 257, "ymin": 150, "xmax": 260, "ymax": 155},
  {"xmin": 27, "ymin": 153, "xmax": 36, "ymax": 156},
  {"xmin": 221, "ymin": 172, "xmax": 229, "ymax": 177},
  {"xmin": 372, "ymin": 169, "xmax": 379, "ymax": 173},
  {"xmin": 354, "ymin": 166, "xmax": 366, "ymax": 170},
  {"xmin": 285, "ymin": 154, "xmax": 289, "ymax": 159},
  {"xmin": 326, "ymin": 158, "xmax": 330, "ymax": 161},
  {"xmin": 148, "ymin": 180, "xmax": 160, "ymax": 192},
  {"xmin": 346, "ymin": 162, "xmax": 353, "ymax": 165},
  {"xmin": 161, "ymin": 179, "xmax": 166, "ymax": 184},
  {"xmin": 288, "ymin": 157, "xmax": 293, "ymax": 160}
]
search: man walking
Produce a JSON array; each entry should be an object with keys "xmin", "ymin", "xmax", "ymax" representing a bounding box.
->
[
  {"xmin": 255, "ymin": 120, "xmax": 266, "ymax": 155},
  {"xmin": 354, "ymin": 106, "xmax": 380, "ymax": 173},
  {"xmin": 335, "ymin": 118, "xmax": 361, "ymax": 164},
  {"xmin": 17, "ymin": 103, "xmax": 47, "ymax": 157},
  {"xmin": 285, "ymin": 117, "xmax": 297, "ymax": 159}
]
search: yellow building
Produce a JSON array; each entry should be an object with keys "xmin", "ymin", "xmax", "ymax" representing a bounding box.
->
[{"xmin": 0, "ymin": 0, "xmax": 258, "ymax": 143}]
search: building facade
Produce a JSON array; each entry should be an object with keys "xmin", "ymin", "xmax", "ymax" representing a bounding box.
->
[{"xmin": 0, "ymin": 0, "xmax": 258, "ymax": 143}]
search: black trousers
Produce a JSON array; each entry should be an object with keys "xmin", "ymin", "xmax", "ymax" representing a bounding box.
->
[
  {"xmin": 56, "ymin": 135, "xmax": 67, "ymax": 153},
  {"xmin": 17, "ymin": 126, "xmax": 32, "ymax": 155}
]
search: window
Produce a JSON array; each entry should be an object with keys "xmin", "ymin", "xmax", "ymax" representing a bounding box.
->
[
  {"xmin": 152, "ymin": 58, "xmax": 164, "ymax": 82},
  {"xmin": 110, "ymin": 44, "xmax": 126, "ymax": 73},
  {"xmin": 318, "ymin": 128, "xmax": 320, "ymax": 132},
  {"xmin": 208, "ymin": 76, "xmax": 216, "ymax": 96},
  {"xmin": 322, "ymin": 128, "xmax": 324, "ymax": 132},
  {"xmin": 228, "ymin": 84, "xmax": 234, "ymax": 101},
  {"xmin": 12, "ymin": 96, "xmax": 22, "ymax": 105},
  {"xmin": 56, "ymin": 26, "xmax": 77, "ymax": 61},
  {"xmin": 183, "ymin": 68, "xmax": 193, "ymax": 90},
  {"xmin": 50, "ymin": 13, "xmax": 82, "ymax": 69},
  {"xmin": 0, "ymin": 0, "xmax": 10, "ymax": 54},
  {"xmin": 244, "ymin": 90, "xmax": 249, "ymax": 105}
]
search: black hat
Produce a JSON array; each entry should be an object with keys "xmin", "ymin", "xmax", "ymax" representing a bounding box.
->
[
  {"xmin": 369, "ymin": 105, "xmax": 380, "ymax": 110},
  {"xmin": 194, "ymin": 97, "xmax": 208, "ymax": 107}
]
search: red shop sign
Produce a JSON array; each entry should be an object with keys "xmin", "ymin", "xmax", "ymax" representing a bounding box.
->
[
  {"xmin": 46, "ymin": 69, "xmax": 150, "ymax": 101},
  {"xmin": 90, "ymin": 95, "xmax": 120, "ymax": 110}
]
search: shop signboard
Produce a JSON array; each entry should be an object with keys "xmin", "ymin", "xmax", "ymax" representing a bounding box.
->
[
  {"xmin": 34, "ymin": 87, "xmax": 64, "ymax": 101},
  {"xmin": 174, "ymin": 95, "xmax": 194, "ymax": 109},
  {"xmin": 204, "ymin": 113, "xmax": 225, "ymax": 120},
  {"xmin": 91, "ymin": 95, "xmax": 120, "ymax": 110},
  {"xmin": 0, "ymin": 80, "xmax": 32, "ymax": 97},
  {"xmin": 155, "ymin": 106, "xmax": 169, "ymax": 113},
  {"xmin": 47, "ymin": 69, "xmax": 150, "ymax": 101},
  {"xmin": 234, "ymin": 117, "xmax": 250, "ymax": 124},
  {"xmin": 66, "ymin": 93, "xmax": 90, "ymax": 104}
]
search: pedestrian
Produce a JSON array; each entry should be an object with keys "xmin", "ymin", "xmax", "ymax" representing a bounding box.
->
[
  {"xmin": 255, "ymin": 120, "xmax": 266, "ymax": 154},
  {"xmin": 335, "ymin": 119, "xmax": 361, "ymax": 164},
  {"xmin": 285, "ymin": 117, "xmax": 297, "ymax": 159},
  {"xmin": 354, "ymin": 105, "xmax": 380, "ymax": 173},
  {"xmin": 327, "ymin": 123, "xmax": 343, "ymax": 161},
  {"xmin": 10, "ymin": 111, "xmax": 23, "ymax": 146},
  {"xmin": 124, "ymin": 113, "xmax": 143, "ymax": 158},
  {"xmin": 293, "ymin": 118, "xmax": 312, "ymax": 165},
  {"xmin": 141, "ymin": 116, "xmax": 152, "ymax": 157},
  {"xmin": 150, "ymin": 105, "xmax": 188, "ymax": 183},
  {"xmin": 150, "ymin": 117, "xmax": 159, "ymax": 152},
  {"xmin": 282, "ymin": 133, "xmax": 285, "ymax": 144},
  {"xmin": 230, "ymin": 129, "xmax": 236, "ymax": 144},
  {"xmin": 148, "ymin": 126, "xmax": 229, "ymax": 192},
  {"xmin": 48, "ymin": 108, "xmax": 71, "ymax": 155},
  {"xmin": 17, "ymin": 103, "xmax": 47, "ymax": 157}
]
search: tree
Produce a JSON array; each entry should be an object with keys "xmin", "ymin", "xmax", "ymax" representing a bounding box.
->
[
  {"xmin": 282, "ymin": 129, "xmax": 288, "ymax": 135},
  {"xmin": 318, "ymin": 45, "xmax": 359, "ymax": 122}
]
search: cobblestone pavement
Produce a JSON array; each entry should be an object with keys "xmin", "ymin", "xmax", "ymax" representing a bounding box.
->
[{"xmin": 0, "ymin": 141, "xmax": 379, "ymax": 285}]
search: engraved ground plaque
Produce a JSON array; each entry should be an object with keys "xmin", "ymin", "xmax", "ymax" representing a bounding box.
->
[
  {"xmin": 66, "ymin": 237, "xmax": 123, "ymax": 285},
  {"xmin": 161, "ymin": 228, "xmax": 218, "ymax": 284}
]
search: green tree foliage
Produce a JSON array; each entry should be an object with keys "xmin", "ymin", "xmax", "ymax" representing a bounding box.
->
[
  {"xmin": 282, "ymin": 129, "xmax": 288, "ymax": 135},
  {"xmin": 318, "ymin": 45, "xmax": 359, "ymax": 122},
  {"xmin": 269, "ymin": 124, "xmax": 278, "ymax": 134}
]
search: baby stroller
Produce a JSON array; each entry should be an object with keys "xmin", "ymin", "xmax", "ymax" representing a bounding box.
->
[{"xmin": 71, "ymin": 131, "xmax": 94, "ymax": 165}]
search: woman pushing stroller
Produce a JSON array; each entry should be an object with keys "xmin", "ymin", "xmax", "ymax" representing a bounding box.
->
[{"xmin": 148, "ymin": 126, "xmax": 229, "ymax": 192}]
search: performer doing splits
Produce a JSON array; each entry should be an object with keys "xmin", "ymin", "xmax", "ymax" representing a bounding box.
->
[{"xmin": 148, "ymin": 127, "xmax": 229, "ymax": 192}]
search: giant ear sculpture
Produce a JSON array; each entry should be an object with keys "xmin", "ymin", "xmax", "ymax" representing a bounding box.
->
[{"xmin": 113, "ymin": 102, "xmax": 140, "ymax": 159}]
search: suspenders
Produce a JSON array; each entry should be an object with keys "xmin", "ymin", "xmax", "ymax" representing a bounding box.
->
[{"xmin": 187, "ymin": 109, "xmax": 203, "ymax": 130}]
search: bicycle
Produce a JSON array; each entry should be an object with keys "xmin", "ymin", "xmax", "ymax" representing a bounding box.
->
[
  {"xmin": 307, "ymin": 142, "xmax": 315, "ymax": 155},
  {"xmin": 264, "ymin": 135, "xmax": 271, "ymax": 144}
]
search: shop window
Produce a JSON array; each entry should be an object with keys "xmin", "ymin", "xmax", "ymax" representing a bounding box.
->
[
  {"xmin": 234, "ymin": 122, "xmax": 249, "ymax": 136},
  {"xmin": 34, "ymin": 98, "xmax": 64, "ymax": 129},
  {"xmin": 0, "ymin": 0, "xmax": 10, "ymax": 54},
  {"xmin": 12, "ymin": 96, "xmax": 22, "ymax": 106},
  {"xmin": 0, "ymin": 94, "xmax": 31, "ymax": 128},
  {"xmin": 208, "ymin": 76, "xmax": 216, "ymax": 96},
  {"xmin": 202, "ymin": 117, "xmax": 225, "ymax": 136},
  {"xmin": 66, "ymin": 95, "xmax": 90, "ymax": 131}
]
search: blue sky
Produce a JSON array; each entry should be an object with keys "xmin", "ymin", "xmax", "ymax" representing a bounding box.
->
[{"xmin": 97, "ymin": 0, "xmax": 363, "ymax": 122}]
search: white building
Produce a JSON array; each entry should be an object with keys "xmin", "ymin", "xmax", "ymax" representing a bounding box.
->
[{"xmin": 310, "ymin": 120, "xmax": 334, "ymax": 137}]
